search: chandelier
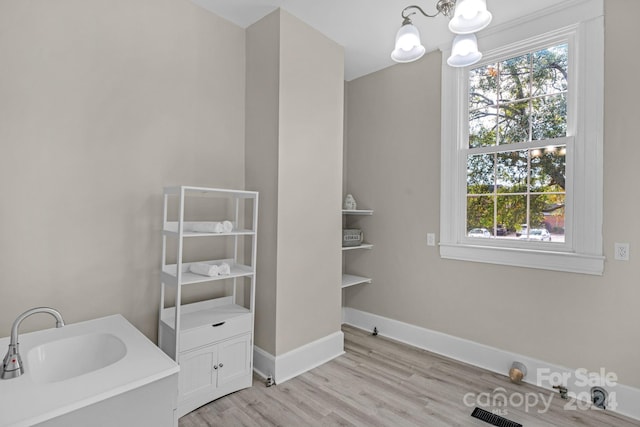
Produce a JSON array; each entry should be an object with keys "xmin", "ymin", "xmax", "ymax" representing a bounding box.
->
[{"xmin": 391, "ymin": 0, "xmax": 492, "ymax": 67}]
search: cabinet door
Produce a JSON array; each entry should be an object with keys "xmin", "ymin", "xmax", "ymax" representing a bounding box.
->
[
  {"xmin": 178, "ymin": 344, "xmax": 217, "ymax": 402},
  {"xmin": 217, "ymin": 334, "xmax": 251, "ymax": 387}
]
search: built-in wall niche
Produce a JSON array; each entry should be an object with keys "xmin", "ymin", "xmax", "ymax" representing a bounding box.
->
[{"xmin": 342, "ymin": 207, "xmax": 373, "ymax": 290}]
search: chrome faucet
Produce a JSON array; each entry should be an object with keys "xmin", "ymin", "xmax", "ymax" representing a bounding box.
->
[{"xmin": 1, "ymin": 307, "xmax": 65, "ymax": 379}]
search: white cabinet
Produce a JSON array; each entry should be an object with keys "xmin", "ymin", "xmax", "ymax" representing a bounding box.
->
[
  {"xmin": 178, "ymin": 333, "xmax": 251, "ymax": 415},
  {"xmin": 341, "ymin": 209, "xmax": 373, "ymax": 289},
  {"xmin": 158, "ymin": 186, "xmax": 258, "ymax": 418}
]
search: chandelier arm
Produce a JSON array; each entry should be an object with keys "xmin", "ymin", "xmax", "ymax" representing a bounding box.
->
[
  {"xmin": 401, "ymin": 5, "xmax": 440, "ymax": 20},
  {"xmin": 401, "ymin": 0, "xmax": 457, "ymax": 20}
]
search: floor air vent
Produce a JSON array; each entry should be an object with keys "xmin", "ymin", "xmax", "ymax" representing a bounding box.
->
[{"xmin": 471, "ymin": 407, "xmax": 523, "ymax": 427}]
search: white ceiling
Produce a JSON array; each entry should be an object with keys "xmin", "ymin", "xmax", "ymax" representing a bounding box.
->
[{"xmin": 192, "ymin": 0, "xmax": 564, "ymax": 81}]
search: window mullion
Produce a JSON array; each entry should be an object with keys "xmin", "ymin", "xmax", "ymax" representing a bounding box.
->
[{"xmin": 466, "ymin": 136, "xmax": 573, "ymax": 156}]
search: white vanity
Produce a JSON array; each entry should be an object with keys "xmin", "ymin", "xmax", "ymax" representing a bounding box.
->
[{"xmin": 0, "ymin": 314, "xmax": 179, "ymax": 427}]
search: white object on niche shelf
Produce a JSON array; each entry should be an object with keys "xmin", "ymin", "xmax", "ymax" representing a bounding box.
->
[{"xmin": 344, "ymin": 194, "xmax": 357, "ymax": 210}]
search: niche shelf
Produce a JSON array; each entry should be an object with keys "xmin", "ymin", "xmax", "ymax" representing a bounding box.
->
[{"xmin": 341, "ymin": 208, "xmax": 373, "ymax": 289}]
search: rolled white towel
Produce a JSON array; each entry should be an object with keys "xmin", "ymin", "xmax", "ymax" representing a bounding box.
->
[
  {"xmin": 222, "ymin": 221, "xmax": 233, "ymax": 233},
  {"xmin": 192, "ymin": 222, "xmax": 224, "ymax": 233},
  {"xmin": 189, "ymin": 262, "xmax": 220, "ymax": 277},
  {"xmin": 218, "ymin": 262, "xmax": 231, "ymax": 276}
]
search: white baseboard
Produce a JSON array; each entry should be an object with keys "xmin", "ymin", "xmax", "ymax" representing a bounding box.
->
[
  {"xmin": 253, "ymin": 331, "xmax": 345, "ymax": 385},
  {"xmin": 343, "ymin": 307, "xmax": 640, "ymax": 422},
  {"xmin": 252, "ymin": 345, "xmax": 275, "ymax": 381}
]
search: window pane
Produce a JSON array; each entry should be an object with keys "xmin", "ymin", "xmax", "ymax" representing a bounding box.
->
[
  {"xmin": 467, "ymin": 154, "xmax": 494, "ymax": 194},
  {"xmin": 523, "ymin": 194, "xmax": 565, "ymax": 243},
  {"xmin": 532, "ymin": 44, "xmax": 568, "ymax": 97},
  {"xmin": 467, "ymin": 195, "xmax": 494, "ymax": 233},
  {"xmin": 530, "ymin": 145, "xmax": 566, "ymax": 191},
  {"xmin": 531, "ymin": 94, "xmax": 567, "ymax": 140},
  {"xmin": 496, "ymin": 195, "xmax": 527, "ymax": 239},
  {"xmin": 499, "ymin": 53, "xmax": 531, "ymax": 102},
  {"xmin": 529, "ymin": 193, "xmax": 548, "ymax": 229},
  {"xmin": 469, "ymin": 108, "xmax": 497, "ymax": 148},
  {"xmin": 469, "ymin": 63, "xmax": 498, "ymax": 110},
  {"xmin": 498, "ymin": 102, "xmax": 529, "ymax": 144},
  {"xmin": 543, "ymin": 194, "xmax": 565, "ymax": 242},
  {"xmin": 497, "ymin": 150, "xmax": 528, "ymax": 190}
]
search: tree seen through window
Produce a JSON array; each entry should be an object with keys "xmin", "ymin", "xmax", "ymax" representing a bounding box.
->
[{"xmin": 466, "ymin": 44, "xmax": 567, "ymax": 242}]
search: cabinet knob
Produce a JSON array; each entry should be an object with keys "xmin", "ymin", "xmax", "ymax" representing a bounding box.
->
[
  {"xmin": 218, "ymin": 363, "xmax": 224, "ymax": 368},
  {"xmin": 213, "ymin": 364, "xmax": 218, "ymax": 370}
]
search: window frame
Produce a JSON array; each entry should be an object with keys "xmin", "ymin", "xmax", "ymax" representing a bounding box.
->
[{"xmin": 439, "ymin": 0, "xmax": 604, "ymax": 275}]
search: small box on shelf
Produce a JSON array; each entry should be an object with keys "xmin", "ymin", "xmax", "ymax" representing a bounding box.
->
[{"xmin": 342, "ymin": 229, "xmax": 363, "ymax": 247}]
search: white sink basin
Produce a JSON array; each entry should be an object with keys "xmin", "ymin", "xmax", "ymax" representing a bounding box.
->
[{"xmin": 27, "ymin": 332, "xmax": 127, "ymax": 383}]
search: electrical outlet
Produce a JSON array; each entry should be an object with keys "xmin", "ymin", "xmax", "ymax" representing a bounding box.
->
[
  {"xmin": 427, "ymin": 233, "xmax": 436, "ymax": 246},
  {"xmin": 614, "ymin": 243, "xmax": 630, "ymax": 261}
]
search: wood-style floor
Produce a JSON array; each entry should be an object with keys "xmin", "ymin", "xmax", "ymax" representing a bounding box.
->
[{"xmin": 179, "ymin": 325, "xmax": 640, "ymax": 427}]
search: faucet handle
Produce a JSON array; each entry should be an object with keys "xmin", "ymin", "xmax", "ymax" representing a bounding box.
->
[{"xmin": 1, "ymin": 345, "xmax": 23, "ymax": 380}]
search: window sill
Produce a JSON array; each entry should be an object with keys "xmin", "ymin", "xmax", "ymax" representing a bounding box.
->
[{"xmin": 439, "ymin": 243, "xmax": 604, "ymax": 275}]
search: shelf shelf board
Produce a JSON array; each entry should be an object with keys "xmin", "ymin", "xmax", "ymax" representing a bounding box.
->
[
  {"xmin": 160, "ymin": 298, "xmax": 251, "ymax": 332},
  {"xmin": 163, "ymin": 229, "xmax": 255, "ymax": 238},
  {"xmin": 342, "ymin": 209, "xmax": 373, "ymax": 215},
  {"xmin": 163, "ymin": 222, "xmax": 255, "ymax": 237},
  {"xmin": 164, "ymin": 186, "xmax": 258, "ymax": 198},
  {"xmin": 162, "ymin": 260, "xmax": 254, "ymax": 286},
  {"xmin": 342, "ymin": 243, "xmax": 373, "ymax": 251},
  {"xmin": 341, "ymin": 274, "xmax": 372, "ymax": 288}
]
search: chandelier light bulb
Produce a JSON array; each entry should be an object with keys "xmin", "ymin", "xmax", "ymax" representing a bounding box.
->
[
  {"xmin": 397, "ymin": 24, "xmax": 421, "ymax": 51},
  {"xmin": 447, "ymin": 33, "xmax": 482, "ymax": 67},
  {"xmin": 459, "ymin": 2, "xmax": 477, "ymax": 19},
  {"xmin": 391, "ymin": 22, "xmax": 426, "ymax": 63},
  {"xmin": 448, "ymin": 0, "xmax": 492, "ymax": 34}
]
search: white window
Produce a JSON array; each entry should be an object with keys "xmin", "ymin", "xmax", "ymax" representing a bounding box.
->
[{"xmin": 439, "ymin": 0, "xmax": 604, "ymax": 275}]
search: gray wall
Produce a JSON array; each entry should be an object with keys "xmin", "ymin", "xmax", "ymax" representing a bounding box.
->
[
  {"xmin": 275, "ymin": 10, "xmax": 344, "ymax": 355},
  {"xmin": 245, "ymin": 10, "xmax": 281, "ymax": 356},
  {"xmin": 344, "ymin": 0, "xmax": 640, "ymax": 389},
  {"xmin": 0, "ymin": 0, "xmax": 246, "ymax": 339},
  {"xmin": 246, "ymin": 10, "xmax": 344, "ymax": 356}
]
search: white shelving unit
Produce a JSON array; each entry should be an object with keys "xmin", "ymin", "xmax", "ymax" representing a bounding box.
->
[
  {"xmin": 341, "ymin": 209, "xmax": 373, "ymax": 289},
  {"xmin": 158, "ymin": 186, "xmax": 258, "ymax": 418}
]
